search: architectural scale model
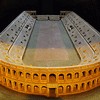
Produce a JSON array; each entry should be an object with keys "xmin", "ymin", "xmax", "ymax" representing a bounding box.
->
[{"xmin": 0, "ymin": 11, "xmax": 100, "ymax": 97}]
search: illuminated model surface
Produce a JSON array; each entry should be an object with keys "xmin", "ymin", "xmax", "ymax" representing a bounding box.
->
[{"xmin": 0, "ymin": 11, "xmax": 100, "ymax": 97}]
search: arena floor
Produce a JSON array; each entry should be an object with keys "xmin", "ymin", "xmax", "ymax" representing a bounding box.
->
[{"xmin": 23, "ymin": 20, "xmax": 80, "ymax": 67}]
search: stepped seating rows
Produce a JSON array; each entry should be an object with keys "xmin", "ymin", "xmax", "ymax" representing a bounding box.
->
[
  {"xmin": 66, "ymin": 12, "xmax": 100, "ymax": 62},
  {"xmin": 0, "ymin": 12, "xmax": 28, "ymax": 36},
  {"xmin": 0, "ymin": 11, "xmax": 36, "ymax": 64},
  {"xmin": 61, "ymin": 17, "xmax": 94, "ymax": 64},
  {"xmin": 0, "ymin": 11, "xmax": 99, "ymax": 65},
  {"xmin": 0, "ymin": 11, "xmax": 29, "ymax": 52},
  {"xmin": 9, "ymin": 17, "xmax": 36, "ymax": 64}
]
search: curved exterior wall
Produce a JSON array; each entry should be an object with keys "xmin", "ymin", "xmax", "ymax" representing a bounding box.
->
[{"xmin": 0, "ymin": 61, "xmax": 100, "ymax": 97}]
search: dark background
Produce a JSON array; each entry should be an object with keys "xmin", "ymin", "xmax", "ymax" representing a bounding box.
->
[{"xmin": 0, "ymin": 0, "xmax": 100, "ymax": 32}]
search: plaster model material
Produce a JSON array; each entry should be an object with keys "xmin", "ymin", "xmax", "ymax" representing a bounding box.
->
[{"xmin": 0, "ymin": 11, "xmax": 100, "ymax": 97}]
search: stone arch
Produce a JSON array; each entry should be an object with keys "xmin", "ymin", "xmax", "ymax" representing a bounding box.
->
[
  {"xmin": 66, "ymin": 85, "xmax": 71, "ymax": 92},
  {"xmin": 94, "ymin": 68, "xmax": 97, "ymax": 74},
  {"xmin": 82, "ymin": 71, "xmax": 86, "ymax": 77},
  {"xmin": 3, "ymin": 77, "xmax": 6, "ymax": 85},
  {"xmin": 75, "ymin": 72, "xmax": 79, "ymax": 78},
  {"xmin": 41, "ymin": 86, "xmax": 47, "ymax": 94},
  {"xmin": 26, "ymin": 73, "xmax": 31, "ymax": 78},
  {"xmin": 49, "ymin": 74, "xmax": 56, "ymax": 83},
  {"xmin": 59, "ymin": 74, "xmax": 64, "ymax": 80},
  {"xmin": 20, "ymin": 83, "xmax": 24, "ymax": 91},
  {"xmin": 8, "ymin": 69, "xmax": 10, "ymax": 74},
  {"xmin": 4, "ymin": 78, "xmax": 6, "ymax": 83},
  {"xmin": 19, "ymin": 71, "xmax": 23, "ymax": 77},
  {"xmin": 13, "ymin": 70, "xmax": 16, "ymax": 76},
  {"xmin": 27, "ymin": 85, "xmax": 31, "ymax": 92},
  {"xmin": 14, "ymin": 81, "xmax": 18, "ymax": 89},
  {"xmin": 8, "ymin": 80, "xmax": 12, "ymax": 87},
  {"xmin": 67, "ymin": 73, "xmax": 72, "ymax": 79},
  {"xmin": 34, "ymin": 85, "xmax": 39, "ymax": 93},
  {"xmin": 41, "ymin": 74, "xmax": 46, "ymax": 80},
  {"xmin": 81, "ymin": 83, "xmax": 85, "ymax": 90},
  {"xmin": 73, "ymin": 84, "xmax": 78, "ymax": 91},
  {"xmin": 2, "ymin": 67, "xmax": 5, "ymax": 73},
  {"xmin": 87, "ymin": 81, "xmax": 91, "ymax": 89},
  {"xmin": 97, "ymin": 78, "xmax": 100, "ymax": 84},
  {"xmin": 92, "ymin": 80, "xmax": 96, "ymax": 86},
  {"xmin": 33, "ymin": 74, "xmax": 38, "ymax": 80},
  {"xmin": 58, "ymin": 86, "xmax": 63, "ymax": 93},
  {"xmin": 88, "ymin": 70, "xmax": 92, "ymax": 75}
]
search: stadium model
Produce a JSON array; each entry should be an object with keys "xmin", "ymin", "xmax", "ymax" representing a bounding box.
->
[{"xmin": 0, "ymin": 11, "xmax": 100, "ymax": 97}]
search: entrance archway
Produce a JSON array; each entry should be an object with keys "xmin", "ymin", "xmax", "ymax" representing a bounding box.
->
[{"xmin": 49, "ymin": 88, "xmax": 56, "ymax": 97}]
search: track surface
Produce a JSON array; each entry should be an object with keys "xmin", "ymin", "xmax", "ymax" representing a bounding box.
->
[{"xmin": 23, "ymin": 21, "xmax": 80, "ymax": 67}]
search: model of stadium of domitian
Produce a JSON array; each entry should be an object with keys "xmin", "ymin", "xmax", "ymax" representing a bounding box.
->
[{"xmin": 0, "ymin": 11, "xmax": 100, "ymax": 97}]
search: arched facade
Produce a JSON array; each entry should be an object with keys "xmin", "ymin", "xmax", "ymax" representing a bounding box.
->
[{"xmin": 0, "ymin": 61, "xmax": 99, "ymax": 97}]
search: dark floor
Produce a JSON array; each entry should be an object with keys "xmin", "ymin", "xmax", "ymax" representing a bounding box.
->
[{"xmin": 0, "ymin": 85, "xmax": 100, "ymax": 100}]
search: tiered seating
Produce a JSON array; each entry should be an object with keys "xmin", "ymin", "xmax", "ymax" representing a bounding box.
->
[
  {"xmin": 0, "ymin": 11, "xmax": 29, "ymax": 52},
  {"xmin": 0, "ymin": 11, "xmax": 36, "ymax": 64},
  {"xmin": 0, "ymin": 11, "xmax": 28, "ymax": 36},
  {"xmin": 66, "ymin": 12, "xmax": 100, "ymax": 62},
  {"xmin": 61, "ymin": 17, "xmax": 94, "ymax": 64},
  {"xmin": 9, "ymin": 15, "xmax": 36, "ymax": 64}
]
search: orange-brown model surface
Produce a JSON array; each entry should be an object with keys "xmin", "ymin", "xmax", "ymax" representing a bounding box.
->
[{"xmin": 0, "ymin": 11, "xmax": 99, "ymax": 97}]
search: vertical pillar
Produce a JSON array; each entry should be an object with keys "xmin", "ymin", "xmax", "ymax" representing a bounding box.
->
[
  {"xmin": 56, "ymin": 73, "xmax": 59, "ymax": 83},
  {"xmin": 39, "ymin": 85, "xmax": 42, "ymax": 94},
  {"xmin": 18, "ymin": 82, "xmax": 20, "ymax": 91},
  {"xmin": 12, "ymin": 80, "xmax": 14, "ymax": 90},
  {"xmin": 95, "ymin": 79, "xmax": 97, "ymax": 86},
  {"xmin": 6, "ymin": 79, "xmax": 9, "ymax": 87},
  {"xmin": 84, "ymin": 83, "xmax": 87, "ymax": 90},
  {"xmin": 47, "ymin": 74, "xmax": 49, "ymax": 83},
  {"xmin": 63, "ymin": 85, "xmax": 66, "ymax": 95},
  {"xmin": 47, "ymin": 87, "xmax": 49, "ymax": 97},
  {"xmin": 31, "ymin": 73, "xmax": 33, "ymax": 82},
  {"xmin": 56, "ymin": 86, "xmax": 58, "ymax": 97},
  {"xmin": 64, "ymin": 73, "xmax": 66, "ymax": 82},
  {"xmin": 78, "ymin": 84, "xmax": 81, "ymax": 91},
  {"xmin": 71, "ymin": 84, "xmax": 73, "ymax": 92},
  {"xmin": 11, "ymin": 69, "xmax": 13, "ymax": 78},
  {"xmin": 23, "ymin": 70, "xmax": 25, "ymax": 82},
  {"xmin": 72, "ymin": 73, "xmax": 74, "ymax": 80},
  {"xmin": 25, "ymin": 83, "xmax": 27, "ymax": 92},
  {"xmin": 31, "ymin": 84, "xmax": 34, "ymax": 93},
  {"xmin": 39, "ymin": 73, "xmax": 41, "ymax": 83},
  {"xmin": 90, "ymin": 81, "xmax": 92, "ymax": 88},
  {"xmin": 4, "ymin": 66, "xmax": 6, "ymax": 76}
]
